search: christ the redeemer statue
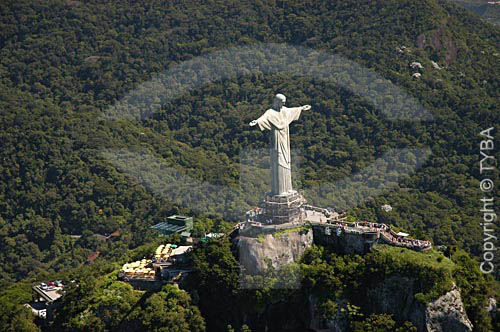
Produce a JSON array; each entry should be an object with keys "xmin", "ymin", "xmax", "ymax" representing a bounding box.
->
[{"xmin": 250, "ymin": 94, "xmax": 311, "ymax": 196}]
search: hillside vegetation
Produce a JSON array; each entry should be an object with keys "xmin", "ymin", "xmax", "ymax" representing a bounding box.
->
[{"xmin": 452, "ymin": 0, "xmax": 500, "ymax": 25}]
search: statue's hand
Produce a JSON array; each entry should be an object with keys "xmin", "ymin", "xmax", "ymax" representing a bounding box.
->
[
  {"xmin": 249, "ymin": 120, "xmax": 258, "ymax": 126},
  {"xmin": 302, "ymin": 105, "xmax": 311, "ymax": 111}
]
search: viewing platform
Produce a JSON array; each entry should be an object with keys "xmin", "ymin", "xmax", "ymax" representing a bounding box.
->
[
  {"xmin": 245, "ymin": 202, "xmax": 347, "ymax": 225},
  {"xmin": 313, "ymin": 220, "xmax": 432, "ymax": 253},
  {"xmin": 243, "ymin": 204, "xmax": 431, "ymax": 253}
]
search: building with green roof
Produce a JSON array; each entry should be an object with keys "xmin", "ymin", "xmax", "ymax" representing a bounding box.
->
[{"xmin": 151, "ymin": 215, "xmax": 193, "ymax": 237}]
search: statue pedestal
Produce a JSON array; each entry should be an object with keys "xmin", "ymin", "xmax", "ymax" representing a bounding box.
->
[{"xmin": 261, "ymin": 190, "xmax": 306, "ymax": 225}]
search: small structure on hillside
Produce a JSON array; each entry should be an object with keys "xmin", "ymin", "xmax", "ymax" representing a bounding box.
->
[
  {"xmin": 431, "ymin": 61, "xmax": 442, "ymax": 69},
  {"xmin": 29, "ymin": 280, "xmax": 65, "ymax": 319},
  {"xmin": 151, "ymin": 215, "xmax": 193, "ymax": 237},
  {"xmin": 92, "ymin": 230, "xmax": 120, "ymax": 242},
  {"xmin": 118, "ymin": 243, "xmax": 193, "ymax": 288},
  {"xmin": 396, "ymin": 45, "xmax": 409, "ymax": 53},
  {"xmin": 381, "ymin": 204, "xmax": 393, "ymax": 212},
  {"xmin": 410, "ymin": 61, "xmax": 423, "ymax": 69},
  {"xmin": 86, "ymin": 251, "xmax": 100, "ymax": 264}
]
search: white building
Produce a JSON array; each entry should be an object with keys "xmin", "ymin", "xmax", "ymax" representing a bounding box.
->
[{"xmin": 381, "ymin": 204, "xmax": 393, "ymax": 212}]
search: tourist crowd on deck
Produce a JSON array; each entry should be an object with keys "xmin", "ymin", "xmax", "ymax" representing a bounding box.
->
[{"xmin": 326, "ymin": 220, "xmax": 432, "ymax": 250}]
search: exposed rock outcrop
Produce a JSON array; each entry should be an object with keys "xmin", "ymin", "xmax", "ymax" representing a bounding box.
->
[
  {"xmin": 425, "ymin": 285, "xmax": 473, "ymax": 332},
  {"xmin": 416, "ymin": 27, "xmax": 458, "ymax": 65},
  {"xmin": 234, "ymin": 228, "xmax": 473, "ymax": 332},
  {"xmin": 306, "ymin": 279, "xmax": 472, "ymax": 332},
  {"xmin": 237, "ymin": 229, "xmax": 313, "ymax": 274},
  {"xmin": 486, "ymin": 297, "xmax": 498, "ymax": 317},
  {"xmin": 307, "ymin": 295, "xmax": 348, "ymax": 332},
  {"xmin": 366, "ymin": 275, "xmax": 424, "ymax": 327},
  {"xmin": 367, "ymin": 278, "xmax": 472, "ymax": 332}
]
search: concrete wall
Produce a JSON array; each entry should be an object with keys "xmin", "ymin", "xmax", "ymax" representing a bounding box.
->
[{"xmin": 312, "ymin": 225, "xmax": 375, "ymax": 255}]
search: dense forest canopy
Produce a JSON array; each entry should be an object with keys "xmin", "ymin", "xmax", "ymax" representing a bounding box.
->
[
  {"xmin": 0, "ymin": 0, "xmax": 499, "ymax": 330},
  {"xmin": 452, "ymin": 0, "xmax": 500, "ymax": 25}
]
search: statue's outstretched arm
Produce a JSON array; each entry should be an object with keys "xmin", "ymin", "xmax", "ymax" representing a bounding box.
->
[
  {"xmin": 285, "ymin": 105, "xmax": 311, "ymax": 113},
  {"xmin": 250, "ymin": 111, "xmax": 269, "ymax": 128}
]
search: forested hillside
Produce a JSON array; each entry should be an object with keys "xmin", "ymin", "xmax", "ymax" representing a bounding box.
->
[
  {"xmin": 453, "ymin": 0, "xmax": 500, "ymax": 25},
  {"xmin": 0, "ymin": 0, "xmax": 499, "ymax": 330}
]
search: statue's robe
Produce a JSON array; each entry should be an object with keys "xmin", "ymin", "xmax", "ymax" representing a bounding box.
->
[{"xmin": 255, "ymin": 106, "xmax": 302, "ymax": 195}]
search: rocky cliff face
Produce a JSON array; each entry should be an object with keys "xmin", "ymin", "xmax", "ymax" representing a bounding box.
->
[
  {"xmin": 237, "ymin": 229, "xmax": 313, "ymax": 274},
  {"xmin": 307, "ymin": 295, "xmax": 349, "ymax": 332},
  {"xmin": 306, "ymin": 279, "xmax": 473, "ymax": 332},
  {"xmin": 234, "ymin": 229, "xmax": 474, "ymax": 332},
  {"xmin": 486, "ymin": 297, "xmax": 498, "ymax": 318},
  {"xmin": 425, "ymin": 285, "xmax": 473, "ymax": 332}
]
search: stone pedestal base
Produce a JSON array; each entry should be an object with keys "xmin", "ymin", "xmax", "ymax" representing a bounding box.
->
[{"xmin": 261, "ymin": 190, "xmax": 306, "ymax": 224}]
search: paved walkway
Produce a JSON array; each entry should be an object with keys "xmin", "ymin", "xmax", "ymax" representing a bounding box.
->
[
  {"xmin": 242, "ymin": 205, "xmax": 431, "ymax": 251},
  {"xmin": 323, "ymin": 221, "xmax": 432, "ymax": 251}
]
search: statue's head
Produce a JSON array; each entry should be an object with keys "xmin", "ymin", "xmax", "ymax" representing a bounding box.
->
[{"xmin": 273, "ymin": 93, "xmax": 286, "ymax": 109}]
